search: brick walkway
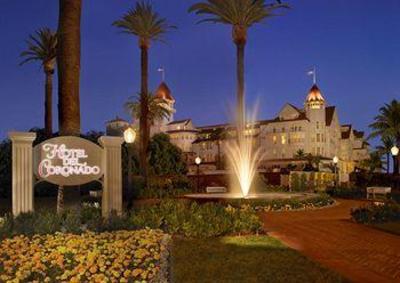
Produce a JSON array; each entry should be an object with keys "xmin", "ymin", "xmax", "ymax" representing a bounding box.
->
[{"xmin": 261, "ymin": 199, "xmax": 400, "ymax": 283}]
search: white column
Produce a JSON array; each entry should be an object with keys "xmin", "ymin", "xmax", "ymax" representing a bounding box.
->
[
  {"xmin": 9, "ymin": 132, "xmax": 37, "ymax": 216},
  {"xmin": 98, "ymin": 136, "xmax": 124, "ymax": 218}
]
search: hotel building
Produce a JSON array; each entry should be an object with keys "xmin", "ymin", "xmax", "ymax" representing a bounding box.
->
[{"xmin": 107, "ymin": 82, "xmax": 370, "ymax": 182}]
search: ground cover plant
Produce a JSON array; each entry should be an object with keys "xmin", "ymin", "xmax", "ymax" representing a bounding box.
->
[
  {"xmin": 351, "ymin": 201, "xmax": 400, "ymax": 224},
  {"xmin": 130, "ymin": 199, "xmax": 262, "ymax": 238},
  {"xmin": 171, "ymin": 235, "xmax": 345, "ymax": 283},
  {"xmin": 0, "ymin": 229, "xmax": 168, "ymax": 282},
  {"xmin": 224, "ymin": 193, "xmax": 335, "ymax": 212}
]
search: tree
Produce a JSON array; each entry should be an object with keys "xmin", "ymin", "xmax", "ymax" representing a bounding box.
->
[
  {"xmin": 57, "ymin": 0, "xmax": 82, "ymax": 136},
  {"xmin": 20, "ymin": 28, "xmax": 57, "ymax": 137},
  {"xmin": 369, "ymin": 100, "xmax": 400, "ymax": 174},
  {"xmin": 294, "ymin": 149, "xmax": 306, "ymax": 159},
  {"xmin": 189, "ymin": 0, "xmax": 288, "ymax": 131},
  {"xmin": 125, "ymin": 93, "xmax": 172, "ymax": 126},
  {"xmin": 376, "ymin": 136, "xmax": 395, "ymax": 174},
  {"xmin": 210, "ymin": 128, "xmax": 227, "ymax": 169},
  {"xmin": 113, "ymin": 1, "xmax": 176, "ymax": 181},
  {"xmin": 148, "ymin": 134, "xmax": 187, "ymax": 175},
  {"xmin": 359, "ymin": 151, "xmax": 384, "ymax": 173}
]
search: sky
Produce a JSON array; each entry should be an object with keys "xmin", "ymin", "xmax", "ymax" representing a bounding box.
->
[{"xmin": 0, "ymin": 0, "xmax": 399, "ymax": 146}]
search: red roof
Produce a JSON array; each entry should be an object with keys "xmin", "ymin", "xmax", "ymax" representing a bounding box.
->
[
  {"xmin": 306, "ymin": 84, "xmax": 325, "ymax": 102},
  {"xmin": 155, "ymin": 82, "xmax": 174, "ymax": 101}
]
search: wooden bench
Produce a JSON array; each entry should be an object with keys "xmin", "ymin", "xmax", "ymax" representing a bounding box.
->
[
  {"xmin": 366, "ymin": 187, "xmax": 391, "ymax": 199},
  {"xmin": 206, "ymin": 187, "xmax": 227, "ymax": 194}
]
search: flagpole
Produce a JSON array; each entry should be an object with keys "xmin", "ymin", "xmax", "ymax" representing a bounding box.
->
[
  {"xmin": 158, "ymin": 67, "xmax": 165, "ymax": 81},
  {"xmin": 313, "ymin": 66, "xmax": 317, "ymax": 84}
]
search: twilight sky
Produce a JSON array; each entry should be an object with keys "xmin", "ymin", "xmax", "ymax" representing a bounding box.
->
[{"xmin": 0, "ymin": 0, "xmax": 399, "ymax": 144}]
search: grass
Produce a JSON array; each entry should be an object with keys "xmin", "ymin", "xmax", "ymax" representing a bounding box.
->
[
  {"xmin": 171, "ymin": 235, "xmax": 346, "ymax": 283},
  {"xmin": 371, "ymin": 222, "xmax": 400, "ymax": 236}
]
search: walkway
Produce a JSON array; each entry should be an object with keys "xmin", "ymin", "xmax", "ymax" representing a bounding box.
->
[{"xmin": 261, "ymin": 199, "xmax": 400, "ymax": 283}]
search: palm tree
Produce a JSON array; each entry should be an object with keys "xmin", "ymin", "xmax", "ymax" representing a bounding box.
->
[
  {"xmin": 125, "ymin": 93, "xmax": 172, "ymax": 125},
  {"xmin": 294, "ymin": 149, "xmax": 306, "ymax": 159},
  {"xmin": 376, "ymin": 136, "xmax": 395, "ymax": 174},
  {"xmin": 57, "ymin": 0, "xmax": 82, "ymax": 136},
  {"xmin": 189, "ymin": 0, "xmax": 288, "ymax": 131},
  {"xmin": 20, "ymin": 28, "xmax": 57, "ymax": 138},
  {"xmin": 113, "ymin": 1, "xmax": 176, "ymax": 180},
  {"xmin": 369, "ymin": 100, "xmax": 400, "ymax": 174},
  {"xmin": 359, "ymin": 151, "xmax": 384, "ymax": 173}
]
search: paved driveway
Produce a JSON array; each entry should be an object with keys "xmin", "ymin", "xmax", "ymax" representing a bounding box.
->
[{"xmin": 261, "ymin": 199, "xmax": 400, "ymax": 283}]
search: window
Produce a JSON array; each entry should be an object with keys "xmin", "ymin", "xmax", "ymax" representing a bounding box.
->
[
  {"xmin": 272, "ymin": 128, "xmax": 276, "ymax": 133},
  {"xmin": 273, "ymin": 135, "xmax": 277, "ymax": 144},
  {"xmin": 281, "ymin": 135, "xmax": 286, "ymax": 145},
  {"xmin": 316, "ymin": 133, "xmax": 321, "ymax": 142},
  {"xmin": 316, "ymin": 122, "xmax": 319, "ymax": 129},
  {"xmin": 282, "ymin": 127, "xmax": 285, "ymax": 132}
]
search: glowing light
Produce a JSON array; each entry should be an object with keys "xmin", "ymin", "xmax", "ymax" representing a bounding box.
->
[
  {"xmin": 195, "ymin": 156, "xmax": 202, "ymax": 165},
  {"xmin": 333, "ymin": 156, "xmax": 339, "ymax": 164},
  {"xmin": 124, "ymin": 127, "xmax": 136, "ymax": 144},
  {"xmin": 391, "ymin": 146, "xmax": 399, "ymax": 157}
]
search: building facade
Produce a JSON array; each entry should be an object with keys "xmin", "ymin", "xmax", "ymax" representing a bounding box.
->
[{"xmin": 107, "ymin": 82, "xmax": 370, "ymax": 181}]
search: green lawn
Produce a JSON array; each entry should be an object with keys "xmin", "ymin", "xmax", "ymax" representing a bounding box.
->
[
  {"xmin": 171, "ymin": 235, "xmax": 346, "ymax": 283},
  {"xmin": 371, "ymin": 222, "xmax": 400, "ymax": 236}
]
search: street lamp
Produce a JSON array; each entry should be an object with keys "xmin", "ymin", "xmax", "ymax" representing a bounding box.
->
[
  {"xmin": 124, "ymin": 126, "xmax": 136, "ymax": 191},
  {"xmin": 391, "ymin": 145, "xmax": 399, "ymax": 175},
  {"xmin": 333, "ymin": 156, "xmax": 339, "ymax": 187},
  {"xmin": 195, "ymin": 156, "xmax": 202, "ymax": 192}
]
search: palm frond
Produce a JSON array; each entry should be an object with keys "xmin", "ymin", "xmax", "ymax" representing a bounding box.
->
[
  {"xmin": 113, "ymin": 1, "xmax": 176, "ymax": 44},
  {"xmin": 20, "ymin": 27, "xmax": 57, "ymax": 67},
  {"xmin": 189, "ymin": 0, "xmax": 289, "ymax": 27},
  {"xmin": 125, "ymin": 92, "xmax": 173, "ymax": 124}
]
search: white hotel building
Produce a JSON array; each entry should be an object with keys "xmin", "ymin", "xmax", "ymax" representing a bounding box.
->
[{"xmin": 107, "ymin": 81, "xmax": 370, "ymax": 181}]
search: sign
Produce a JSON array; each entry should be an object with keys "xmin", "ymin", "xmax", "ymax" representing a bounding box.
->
[{"xmin": 34, "ymin": 136, "xmax": 104, "ymax": 186}]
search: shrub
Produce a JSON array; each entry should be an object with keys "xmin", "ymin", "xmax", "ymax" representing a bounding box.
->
[
  {"xmin": 351, "ymin": 201, "xmax": 400, "ymax": 224},
  {"xmin": 225, "ymin": 194, "xmax": 335, "ymax": 212},
  {"xmin": 134, "ymin": 175, "xmax": 193, "ymax": 199},
  {"xmin": 326, "ymin": 186, "xmax": 365, "ymax": 199},
  {"xmin": 0, "ymin": 205, "xmax": 134, "ymax": 239},
  {"xmin": 131, "ymin": 200, "xmax": 262, "ymax": 238}
]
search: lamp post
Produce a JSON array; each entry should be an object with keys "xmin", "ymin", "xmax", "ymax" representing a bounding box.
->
[
  {"xmin": 391, "ymin": 145, "xmax": 399, "ymax": 175},
  {"xmin": 333, "ymin": 156, "xmax": 339, "ymax": 188},
  {"xmin": 124, "ymin": 126, "xmax": 136, "ymax": 191},
  {"xmin": 195, "ymin": 156, "xmax": 202, "ymax": 192}
]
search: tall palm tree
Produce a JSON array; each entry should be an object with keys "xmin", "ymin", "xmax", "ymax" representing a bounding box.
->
[
  {"xmin": 113, "ymin": 1, "xmax": 176, "ymax": 179},
  {"xmin": 20, "ymin": 28, "xmax": 57, "ymax": 138},
  {"xmin": 369, "ymin": 100, "xmax": 400, "ymax": 174},
  {"xmin": 376, "ymin": 136, "xmax": 395, "ymax": 174},
  {"xmin": 125, "ymin": 93, "xmax": 172, "ymax": 125},
  {"xmin": 189, "ymin": 0, "xmax": 288, "ymax": 131},
  {"xmin": 57, "ymin": 0, "xmax": 82, "ymax": 136}
]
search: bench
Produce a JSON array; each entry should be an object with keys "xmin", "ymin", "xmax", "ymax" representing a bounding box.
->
[
  {"xmin": 366, "ymin": 187, "xmax": 391, "ymax": 199},
  {"xmin": 206, "ymin": 187, "xmax": 227, "ymax": 194}
]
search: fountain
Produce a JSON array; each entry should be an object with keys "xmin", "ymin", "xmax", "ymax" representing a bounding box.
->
[{"xmin": 184, "ymin": 108, "xmax": 318, "ymax": 203}]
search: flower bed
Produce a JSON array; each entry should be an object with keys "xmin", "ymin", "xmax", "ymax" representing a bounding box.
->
[
  {"xmin": 224, "ymin": 194, "xmax": 335, "ymax": 212},
  {"xmin": 351, "ymin": 201, "xmax": 400, "ymax": 224},
  {"xmin": 0, "ymin": 229, "xmax": 168, "ymax": 282}
]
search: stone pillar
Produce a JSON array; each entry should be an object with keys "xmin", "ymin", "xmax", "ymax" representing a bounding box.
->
[
  {"xmin": 98, "ymin": 136, "xmax": 124, "ymax": 218},
  {"xmin": 9, "ymin": 132, "xmax": 37, "ymax": 216}
]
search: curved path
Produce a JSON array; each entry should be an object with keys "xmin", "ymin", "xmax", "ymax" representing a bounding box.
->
[{"xmin": 261, "ymin": 200, "xmax": 400, "ymax": 283}]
